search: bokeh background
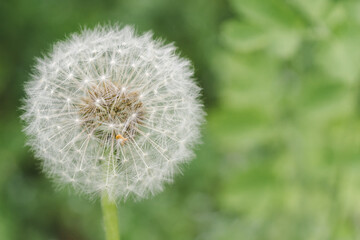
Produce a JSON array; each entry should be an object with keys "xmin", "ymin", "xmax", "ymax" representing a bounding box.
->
[{"xmin": 2, "ymin": 0, "xmax": 360, "ymax": 239}]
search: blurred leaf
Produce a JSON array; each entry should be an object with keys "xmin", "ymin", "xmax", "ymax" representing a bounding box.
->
[
  {"xmin": 317, "ymin": 35, "xmax": 360, "ymax": 83},
  {"xmin": 222, "ymin": 20, "xmax": 301, "ymax": 58},
  {"xmin": 221, "ymin": 20, "xmax": 269, "ymax": 52},
  {"xmin": 291, "ymin": 0, "xmax": 331, "ymax": 23},
  {"xmin": 268, "ymin": 28, "xmax": 301, "ymax": 59},
  {"xmin": 229, "ymin": 0, "xmax": 305, "ymax": 28}
]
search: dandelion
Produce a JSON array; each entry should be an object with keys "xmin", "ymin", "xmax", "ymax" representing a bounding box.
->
[{"xmin": 22, "ymin": 25, "xmax": 204, "ymax": 239}]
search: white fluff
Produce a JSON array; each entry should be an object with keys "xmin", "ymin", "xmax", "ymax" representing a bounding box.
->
[{"xmin": 22, "ymin": 25, "xmax": 204, "ymax": 201}]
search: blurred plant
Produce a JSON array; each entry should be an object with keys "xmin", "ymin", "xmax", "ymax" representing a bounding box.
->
[
  {"xmin": 208, "ymin": 0, "xmax": 360, "ymax": 239},
  {"xmin": 22, "ymin": 25, "xmax": 204, "ymax": 240}
]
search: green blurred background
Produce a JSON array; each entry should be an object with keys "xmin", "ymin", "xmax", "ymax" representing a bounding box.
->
[{"xmin": 2, "ymin": 0, "xmax": 360, "ymax": 239}]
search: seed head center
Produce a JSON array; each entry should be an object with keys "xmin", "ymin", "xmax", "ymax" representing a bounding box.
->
[{"xmin": 78, "ymin": 82, "xmax": 146, "ymax": 142}]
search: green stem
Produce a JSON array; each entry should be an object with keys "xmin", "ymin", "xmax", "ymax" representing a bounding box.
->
[{"xmin": 101, "ymin": 192, "xmax": 120, "ymax": 240}]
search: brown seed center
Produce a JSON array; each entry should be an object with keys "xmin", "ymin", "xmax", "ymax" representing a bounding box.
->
[{"xmin": 77, "ymin": 82, "xmax": 145, "ymax": 142}]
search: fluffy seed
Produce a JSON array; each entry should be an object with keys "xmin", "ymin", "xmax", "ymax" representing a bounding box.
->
[{"xmin": 22, "ymin": 25, "xmax": 205, "ymax": 201}]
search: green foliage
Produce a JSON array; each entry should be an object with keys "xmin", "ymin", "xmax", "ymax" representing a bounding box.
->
[{"xmin": 210, "ymin": 0, "xmax": 360, "ymax": 239}]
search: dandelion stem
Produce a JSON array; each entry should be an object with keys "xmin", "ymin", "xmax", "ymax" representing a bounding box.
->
[{"xmin": 101, "ymin": 192, "xmax": 120, "ymax": 240}]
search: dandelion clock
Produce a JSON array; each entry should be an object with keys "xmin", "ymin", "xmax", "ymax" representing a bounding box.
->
[{"xmin": 22, "ymin": 25, "xmax": 204, "ymax": 240}]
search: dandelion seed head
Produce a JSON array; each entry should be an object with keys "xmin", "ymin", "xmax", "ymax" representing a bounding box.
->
[{"xmin": 22, "ymin": 25, "xmax": 205, "ymax": 201}]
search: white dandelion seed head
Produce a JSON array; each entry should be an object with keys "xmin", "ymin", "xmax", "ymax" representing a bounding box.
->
[{"xmin": 22, "ymin": 25, "xmax": 205, "ymax": 201}]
